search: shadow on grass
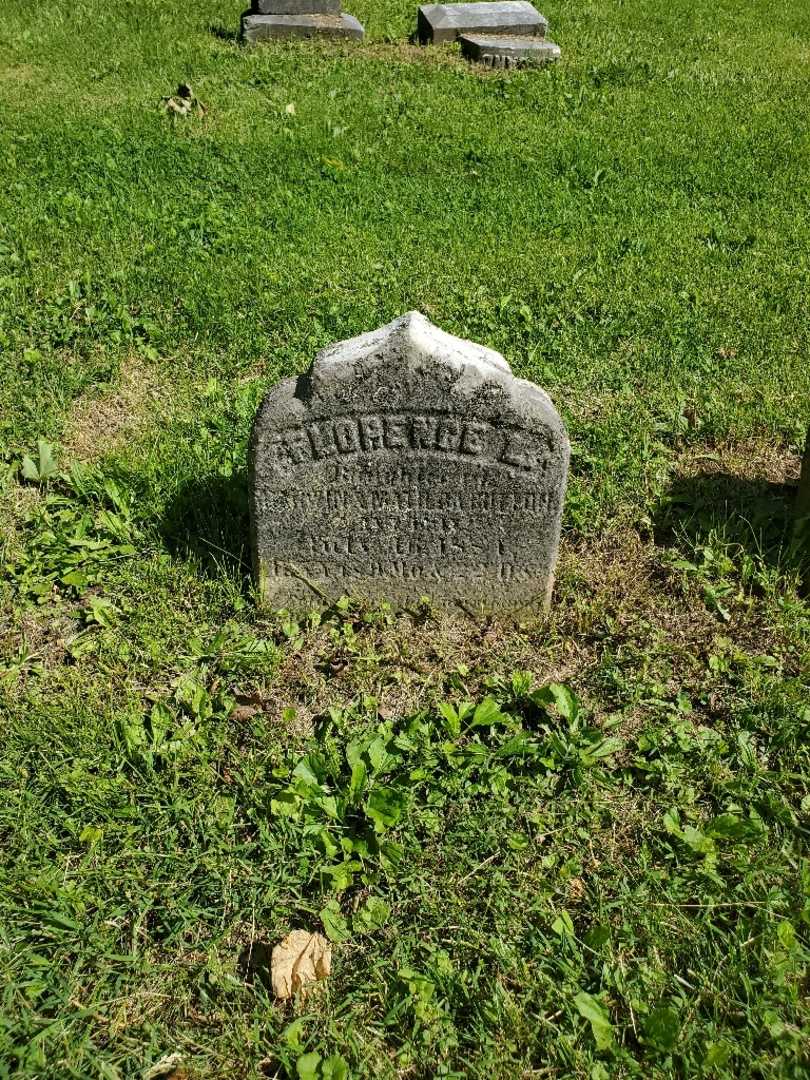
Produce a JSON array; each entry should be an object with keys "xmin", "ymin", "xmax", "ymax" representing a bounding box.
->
[
  {"xmin": 162, "ymin": 468, "xmax": 252, "ymax": 583},
  {"xmin": 653, "ymin": 468, "xmax": 808, "ymax": 578},
  {"xmin": 238, "ymin": 940, "xmax": 273, "ymax": 990},
  {"xmin": 209, "ymin": 24, "xmax": 241, "ymax": 44}
]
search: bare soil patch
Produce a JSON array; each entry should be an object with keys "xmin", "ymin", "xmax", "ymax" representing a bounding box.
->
[{"xmin": 63, "ymin": 355, "xmax": 167, "ymax": 462}]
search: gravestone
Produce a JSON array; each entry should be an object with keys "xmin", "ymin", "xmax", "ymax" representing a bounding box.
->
[
  {"xmin": 241, "ymin": 0, "xmax": 363, "ymax": 43},
  {"xmin": 254, "ymin": 0, "xmax": 339, "ymax": 12},
  {"xmin": 249, "ymin": 312, "xmax": 569, "ymax": 613},
  {"xmin": 417, "ymin": 1, "xmax": 547, "ymax": 45},
  {"xmin": 459, "ymin": 33, "xmax": 560, "ymax": 67}
]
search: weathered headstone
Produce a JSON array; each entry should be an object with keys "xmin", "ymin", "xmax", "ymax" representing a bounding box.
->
[
  {"xmin": 459, "ymin": 33, "xmax": 560, "ymax": 67},
  {"xmin": 797, "ymin": 431, "xmax": 810, "ymax": 519},
  {"xmin": 417, "ymin": 1, "xmax": 547, "ymax": 45},
  {"xmin": 254, "ymin": 0, "xmax": 339, "ymax": 12},
  {"xmin": 241, "ymin": 12, "xmax": 363, "ymax": 41},
  {"xmin": 241, "ymin": 0, "xmax": 363, "ymax": 43},
  {"xmin": 249, "ymin": 312, "xmax": 569, "ymax": 613}
]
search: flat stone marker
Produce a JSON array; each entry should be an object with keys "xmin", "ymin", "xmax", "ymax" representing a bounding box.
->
[
  {"xmin": 253, "ymin": 0, "xmax": 340, "ymax": 12},
  {"xmin": 460, "ymin": 33, "xmax": 560, "ymax": 66},
  {"xmin": 249, "ymin": 312, "xmax": 569, "ymax": 613},
  {"xmin": 417, "ymin": 1, "xmax": 547, "ymax": 45},
  {"xmin": 241, "ymin": 11, "xmax": 363, "ymax": 42}
]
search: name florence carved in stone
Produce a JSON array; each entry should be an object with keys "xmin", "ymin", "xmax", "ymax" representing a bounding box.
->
[
  {"xmin": 268, "ymin": 414, "xmax": 549, "ymax": 470},
  {"xmin": 249, "ymin": 312, "xmax": 570, "ymax": 612}
]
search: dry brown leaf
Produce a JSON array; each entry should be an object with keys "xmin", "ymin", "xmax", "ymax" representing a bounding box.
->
[
  {"xmin": 162, "ymin": 85, "xmax": 206, "ymax": 119},
  {"xmin": 164, "ymin": 97, "xmax": 190, "ymax": 116},
  {"xmin": 271, "ymin": 930, "xmax": 331, "ymax": 1000}
]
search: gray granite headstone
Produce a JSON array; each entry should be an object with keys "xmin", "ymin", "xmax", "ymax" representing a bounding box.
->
[
  {"xmin": 241, "ymin": 11, "xmax": 363, "ymax": 41},
  {"xmin": 460, "ymin": 33, "xmax": 560, "ymax": 67},
  {"xmin": 253, "ymin": 0, "xmax": 340, "ymax": 12},
  {"xmin": 417, "ymin": 1, "xmax": 547, "ymax": 45},
  {"xmin": 249, "ymin": 312, "xmax": 569, "ymax": 613}
]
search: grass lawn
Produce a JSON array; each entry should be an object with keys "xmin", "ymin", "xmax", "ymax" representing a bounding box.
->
[{"xmin": 1, "ymin": 0, "xmax": 809, "ymax": 1076}]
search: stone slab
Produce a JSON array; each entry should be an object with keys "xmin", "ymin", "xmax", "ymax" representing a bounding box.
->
[
  {"xmin": 417, "ymin": 1, "xmax": 547, "ymax": 45},
  {"xmin": 249, "ymin": 311, "xmax": 570, "ymax": 614},
  {"xmin": 241, "ymin": 11, "xmax": 364, "ymax": 42},
  {"xmin": 460, "ymin": 33, "xmax": 560, "ymax": 67},
  {"xmin": 253, "ymin": 0, "xmax": 340, "ymax": 14}
]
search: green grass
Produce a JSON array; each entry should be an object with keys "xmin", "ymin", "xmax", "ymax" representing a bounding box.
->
[{"xmin": 1, "ymin": 0, "xmax": 809, "ymax": 1076}]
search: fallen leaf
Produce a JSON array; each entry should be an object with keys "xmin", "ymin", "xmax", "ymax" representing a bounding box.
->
[
  {"xmin": 162, "ymin": 85, "xmax": 206, "ymax": 119},
  {"xmin": 164, "ymin": 97, "xmax": 190, "ymax": 116},
  {"xmin": 271, "ymin": 930, "xmax": 331, "ymax": 1000}
]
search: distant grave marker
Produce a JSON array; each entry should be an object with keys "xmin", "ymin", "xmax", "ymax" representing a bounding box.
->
[
  {"xmin": 249, "ymin": 312, "xmax": 569, "ymax": 613},
  {"xmin": 417, "ymin": 1, "xmax": 560, "ymax": 68},
  {"xmin": 241, "ymin": 0, "xmax": 363, "ymax": 43},
  {"xmin": 459, "ymin": 33, "xmax": 560, "ymax": 67},
  {"xmin": 417, "ymin": 1, "xmax": 547, "ymax": 44}
]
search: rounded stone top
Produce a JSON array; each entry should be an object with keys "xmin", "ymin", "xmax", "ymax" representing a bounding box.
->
[{"xmin": 311, "ymin": 310, "xmax": 511, "ymax": 391}]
